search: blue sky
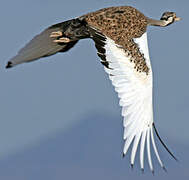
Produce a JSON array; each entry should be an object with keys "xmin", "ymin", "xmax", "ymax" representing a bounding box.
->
[{"xmin": 0, "ymin": 0, "xmax": 188, "ymax": 179}]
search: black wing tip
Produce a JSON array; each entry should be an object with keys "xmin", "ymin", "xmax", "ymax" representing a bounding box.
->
[
  {"xmin": 174, "ymin": 156, "xmax": 179, "ymax": 162},
  {"xmin": 162, "ymin": 166, "xmax": 168, "ymax": 173},
  {"xmin": 6, "ymin": 61, "xmax": 13, "ymax": 69},
  {"xmin": 141, "ymin": 168, "xmax": 144, "ymax": 174},
  {"xmin": 152, "ymin": 170, "xmax": 155, "ymax": 176},
  {"xmin": 152, "ymin": 123, "xmax": 178, "ymax": 162},
  {"xmin": 122, "ymin": 153, "xmax": 125, "ymax": 158}
]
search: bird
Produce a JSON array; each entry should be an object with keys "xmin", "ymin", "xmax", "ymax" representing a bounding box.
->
[{"xmin": 6, "ymin": 6, "xmax": 181, "ymax": 173}]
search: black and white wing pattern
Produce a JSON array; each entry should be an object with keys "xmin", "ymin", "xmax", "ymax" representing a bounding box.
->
[{"xmin": 90, "ymin": 27, "xmax": 177, "ymax": 172}]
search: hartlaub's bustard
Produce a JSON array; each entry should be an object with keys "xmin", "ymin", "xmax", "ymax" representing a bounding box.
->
[{"xmin": 6, "ymin": 6, "xmax": 181, "ymax": 173}]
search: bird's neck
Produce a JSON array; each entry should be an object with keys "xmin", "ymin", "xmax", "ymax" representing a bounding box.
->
[{"xmin": 147, "ymin": 18, "xmax": 168, "ymax": 27}]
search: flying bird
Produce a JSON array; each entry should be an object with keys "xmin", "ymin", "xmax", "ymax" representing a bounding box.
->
[{"xmin": 6, "ymin": 6, "xmax": 181, "ymax": 173}]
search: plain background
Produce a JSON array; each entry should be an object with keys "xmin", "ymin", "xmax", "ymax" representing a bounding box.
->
[{"xmin": 0, "ymin": 0, "xmax": 188, "ymax": 179}]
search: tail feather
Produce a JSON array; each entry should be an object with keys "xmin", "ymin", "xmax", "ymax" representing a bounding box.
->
[{"xmin": 6, "ymin": 18, "xmax": 89, "ymax": 68}]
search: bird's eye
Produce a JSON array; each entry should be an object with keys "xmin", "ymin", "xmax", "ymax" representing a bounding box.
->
[
  {"xmin": 160, "ymin": 16, "xmax": 173, "ymax": 22},
  {"xmin": 160, "ymin": 16, "xmax": 168, "ymax": 21},
  {"xmin": 160, "ymin": 17, "xmax": 167, "ymax": 21}
]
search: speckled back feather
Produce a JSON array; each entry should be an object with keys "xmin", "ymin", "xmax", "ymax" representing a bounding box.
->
[{"xmin": 83, "ymin": 6, "xmax": 149, "ymax": 73}]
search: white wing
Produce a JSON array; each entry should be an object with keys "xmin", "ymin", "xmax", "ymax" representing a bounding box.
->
[
  {"xmin": 105, "ymin": 33, "xmax": 159, "ymax": 172},
  {"xmin": 89, "ymin": 26, "xmax": 175, "ymax": 172}
]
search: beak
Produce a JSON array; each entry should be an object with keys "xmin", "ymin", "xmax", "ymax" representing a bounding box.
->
[{"xmin": 175, "ymin": 17, "xmax": 181, "ymax": 21}]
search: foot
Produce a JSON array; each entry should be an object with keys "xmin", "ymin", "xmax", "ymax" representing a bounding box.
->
[
  {"xmin": 50, "ymin": 31, "xmax": 63, "ymax": 38},
  {"xmin": 53, "ymin": 37, "xmax": 71, "ymax": 43}
]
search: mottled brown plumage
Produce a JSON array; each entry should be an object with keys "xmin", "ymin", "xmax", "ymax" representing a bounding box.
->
[
  {"xmin": 82, "ymin": 6, "xmax": 149, "ymax": 74},
  {"xmin": 84, "ymin": 6, "xmax": 147, "ymax": 40}
]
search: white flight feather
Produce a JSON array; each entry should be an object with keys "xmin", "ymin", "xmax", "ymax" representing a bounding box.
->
[{"xmin": 102, "ymin": 32, "xmax": 164, "ymax": 172}]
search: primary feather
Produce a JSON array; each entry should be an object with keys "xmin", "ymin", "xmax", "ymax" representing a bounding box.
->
[{"xmin": 93, "ymin": 31, "xmax": 165, "ymax": 172}]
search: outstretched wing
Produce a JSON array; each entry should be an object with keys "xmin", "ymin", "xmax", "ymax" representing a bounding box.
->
[
  {"xmin": 90, "ymin": 27, "xmax": 176, "ymax": 172},
  {"xmin": 6, "ymin": 20, "xmax": 79, "ymax": 68}
]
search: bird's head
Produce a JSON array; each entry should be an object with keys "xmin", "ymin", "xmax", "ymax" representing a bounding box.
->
[{"xmin": 160, "ymin": 12, "xmax": 181, "ymax": 26}]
